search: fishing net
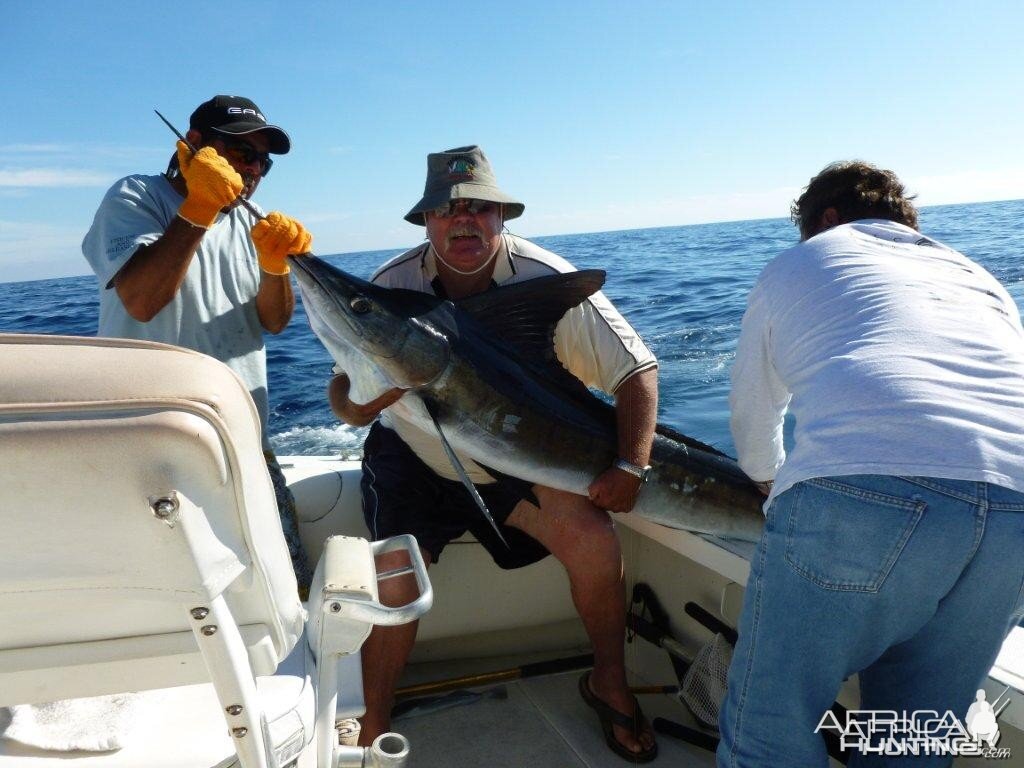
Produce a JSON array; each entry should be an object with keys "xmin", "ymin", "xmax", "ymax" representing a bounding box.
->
[{"xmin": 679, "ymin": 633, "xmax": 733, "ymax": 731}]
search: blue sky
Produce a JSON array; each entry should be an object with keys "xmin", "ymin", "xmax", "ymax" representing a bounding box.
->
[{"xmin": 2, "ymin": 1, "xmax": 1023, "ymax": 283}]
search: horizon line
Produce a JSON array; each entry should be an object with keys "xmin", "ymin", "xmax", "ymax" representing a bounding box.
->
[{"xmin": 3, "ymin": 195, "xmax": 1022, "ymax": 287}]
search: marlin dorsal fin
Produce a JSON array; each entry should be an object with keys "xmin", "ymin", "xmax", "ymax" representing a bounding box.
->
[{"xmin": 455, "ymin": 270, "xmax": 606, "ymax": 362}]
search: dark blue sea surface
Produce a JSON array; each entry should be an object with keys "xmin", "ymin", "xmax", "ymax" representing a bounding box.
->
[{"xmin": 2, "ymin": 199, "xmax": 1022, "ymax": 457}]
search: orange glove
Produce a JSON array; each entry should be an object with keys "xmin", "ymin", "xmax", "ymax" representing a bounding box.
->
[
  {"xmin": 175, "ymin": 141, "xmax": 244, "ymax": 228},
  {"xmin": 251, "ymin": 212, "xmax": 313, "ymax": 275}
]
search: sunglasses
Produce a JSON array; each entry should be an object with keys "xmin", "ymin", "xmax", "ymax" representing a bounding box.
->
[
  {"xmin": 215, "ymin": 137, "xmax": 274, "ymax": 177},
  {"xmin": 430, "ymin": 199, "xmax": 499, "ymax": 219}
]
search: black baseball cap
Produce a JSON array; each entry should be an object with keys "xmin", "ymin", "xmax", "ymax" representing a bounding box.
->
[{"xmin": 189, "ymin": 95, "xmax": 290, "ymax": 154}]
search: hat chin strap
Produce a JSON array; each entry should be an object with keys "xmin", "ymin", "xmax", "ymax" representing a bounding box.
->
[{"xmin": 431, "ymin": 244, "xmax": 497, "ymax": 276}]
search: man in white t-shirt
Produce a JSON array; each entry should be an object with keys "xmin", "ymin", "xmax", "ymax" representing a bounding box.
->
[
  {"xmin": 721, "ymin": 160, "xmax": 1024, "ymax": 767},
  {"xmin": 82, "ymin": 95, "xmax": 313, "ymax": 587},
  {"xmin": 329, "ymin": 146, "xmax": 659, "ymax": 761}
]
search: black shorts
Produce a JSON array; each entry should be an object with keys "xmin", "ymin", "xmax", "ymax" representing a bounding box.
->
[{"xmin": 360, "ymin": 422, "xmax": 549, "ymax": 569}]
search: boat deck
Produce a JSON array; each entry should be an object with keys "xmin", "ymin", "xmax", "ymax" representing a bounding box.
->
[{"xmin": 394, "ymin": 668, "xmax": 717, "ymax": 767}]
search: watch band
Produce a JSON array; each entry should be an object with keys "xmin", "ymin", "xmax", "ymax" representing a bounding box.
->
[{"xmin": 613, "ymin": 458, "xmax": 652, "ymax": 481}]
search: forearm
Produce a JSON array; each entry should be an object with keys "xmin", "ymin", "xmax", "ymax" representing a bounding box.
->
[
  {"xmin": 586, "ymin": 367, "xmax": 658, "ymax": 513},
  {"xmin": 112, "ymin": 216, "xmax": 205, "ymax": 322},
  {"xmin": 256, "ymin": 272, "xmax": 295, "ymax": 334},
  {"xmin": 729, "ymin": 311, "xmax": 789, "ymax": 481},
  {"xmin": 613, "ymin": 367, "xmax": 658, "ymax": 465},
  {"xmin": 328, "ymin": 374, "xmax": 366, "ymax": 426},
  {"xmin": 328, "ymin": 374, "xmax": 406, "ymax": 427}
]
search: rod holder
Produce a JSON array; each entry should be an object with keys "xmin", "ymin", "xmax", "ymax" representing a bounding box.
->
[{"xmin": 335, "ymin": 732, "xmax": 410, "ymax": 768}]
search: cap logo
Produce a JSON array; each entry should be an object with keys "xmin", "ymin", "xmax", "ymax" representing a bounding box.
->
[
  {"xmin": 227, "ymin": 106, "xmax": 266, "ymax": 122},
  {"xmin": 447, "ymin": 158, "xmax": 474, "ymax": 180}
]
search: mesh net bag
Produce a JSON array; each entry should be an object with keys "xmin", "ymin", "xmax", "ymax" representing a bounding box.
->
[{"xmin": 679, "ymin": 633, "xmax": 733, "ymax": 730}]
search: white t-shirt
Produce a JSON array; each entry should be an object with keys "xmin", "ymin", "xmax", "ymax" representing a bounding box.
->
[
  {"xmin": 730, "ymin": 220, "xmax": 1024, "ymax": 505},
  {"xmin": 82, "ymin": 173, "xmax": 271, "ymax": 446},
  {"xmin": 369, "ymin": 234, "xmax": 658, "ymax": 483}
]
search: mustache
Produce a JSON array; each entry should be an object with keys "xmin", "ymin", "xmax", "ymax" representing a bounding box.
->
[
  {"xmin": 240, "ymin": 173, "xmax": 258, "ymax": 199},
  {"xmin": 445, "ymin": 225, "xmax": 483, "ymax": 243}
]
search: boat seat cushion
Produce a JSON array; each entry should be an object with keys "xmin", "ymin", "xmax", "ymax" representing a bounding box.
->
[{"xmin": 0, "ymin": 632, "xmax": 315, "ymax": 768}]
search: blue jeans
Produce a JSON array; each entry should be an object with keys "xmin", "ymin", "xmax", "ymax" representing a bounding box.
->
[{"xmin": 717, "ymin": 476, "xmax": 1024, "ymax": 768}]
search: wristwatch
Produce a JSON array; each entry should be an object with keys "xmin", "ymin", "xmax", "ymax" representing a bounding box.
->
[{"xmin": 613, "ymin": 458, "xmax": 653, "ymax": 483}]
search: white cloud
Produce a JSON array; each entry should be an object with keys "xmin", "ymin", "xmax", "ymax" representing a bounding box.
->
[
  {"xmin": 0, "ymin": 169, "xmax": 113, "ymax": 188},
  {"xmin": 523, "ymin": 185, "xmax": 801, "ymax": 236},
  {"xmin": 516, "ymin": 171, "xmax": 1024, "ymax": 241},
  {"xmin": 0, "ymin": 219, "xmax": 92, "ymax": 282},
  {"xmin": 0, "ymin": 143, "xmax": 76, "ymax": 154},
  {"xmin": 304, "ymin": 216, "xmax": 418, "ymax": 256},
  {"xmin": 906, "ymin": 168, "xmax": 1024, "ymax": 208},
  {"xmin": 297, "ymin": 210, "xmax": 357, "ymax": 225}
]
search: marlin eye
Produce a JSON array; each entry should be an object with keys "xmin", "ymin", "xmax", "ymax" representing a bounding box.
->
[{"xmin": 350, "ymin": 296, "xmax": 372, "ymax": 314}]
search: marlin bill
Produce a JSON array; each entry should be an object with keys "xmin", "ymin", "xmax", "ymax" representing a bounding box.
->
[{"xmin": 290, "ymin": 254, "xmax": 765, "ymax": 542}]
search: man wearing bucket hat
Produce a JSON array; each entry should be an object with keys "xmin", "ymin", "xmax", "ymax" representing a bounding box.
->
[
  {"xmin": 329, "ymin": 146, "xmax": 660, "ymax": 761},
  {"xmin": 83, "ymin": 95, "xmax": 312, "ymax": 587}
]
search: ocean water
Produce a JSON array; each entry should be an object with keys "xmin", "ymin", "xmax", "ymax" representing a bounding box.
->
[{"xmin": 2, "ymin": 199, "xmax": 1022, "ymax": 458}]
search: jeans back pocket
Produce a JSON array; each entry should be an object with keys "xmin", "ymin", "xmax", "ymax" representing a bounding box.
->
[{"xmin": 783, "ymin": 477, "xmax": 925, "ymax": 592}]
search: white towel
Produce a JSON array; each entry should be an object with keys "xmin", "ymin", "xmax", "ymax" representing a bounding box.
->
[{"xmin": 0, "ymin": 694, "xmax": 139, "ymax": 752}]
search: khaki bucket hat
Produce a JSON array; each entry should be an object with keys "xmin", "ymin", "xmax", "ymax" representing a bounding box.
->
[{"xmin": 405, "ymin": 145, "xmax": 525, "ymax": 225}]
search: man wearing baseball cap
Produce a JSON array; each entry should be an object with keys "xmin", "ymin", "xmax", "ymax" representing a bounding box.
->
[
  {"xmin": 328, "ymin": 146, "xmax": 660, "ymax": 761},
  {"xmin": 83, "ymin": 95, "xmax": 312, "ymax": 587}
]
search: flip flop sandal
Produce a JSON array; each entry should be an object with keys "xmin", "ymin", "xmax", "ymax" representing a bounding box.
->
[{"xmin": 579, "ymin": 671, "xmax": 659, "ymax": 763}]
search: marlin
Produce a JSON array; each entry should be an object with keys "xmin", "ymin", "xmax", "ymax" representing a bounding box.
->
[{"xmin": 290, "ymin": 255, "xmax": 765, "ymax": 542}]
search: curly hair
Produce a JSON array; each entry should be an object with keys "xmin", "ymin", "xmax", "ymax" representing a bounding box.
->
[{"xmin": 791, "ymin": 161, "xmax": 918, "ymax": 239}]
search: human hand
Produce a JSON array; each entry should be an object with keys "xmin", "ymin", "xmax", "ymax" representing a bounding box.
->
[
  {"xmin": 251, "ymin": 211, "xmax": 313, "ymax": 275},
  {"xmin": 328, "ymin": 374, "xmax": 406, "ymax": 427},
  {"xmin": 176, "ymin": 141, "xmax": 243, "ymax": 228},
  {"xmin": 588, "ymin": 465, "xmax": 643, "ymax": 513}
]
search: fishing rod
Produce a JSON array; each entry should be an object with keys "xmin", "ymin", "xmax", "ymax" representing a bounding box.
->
[
  {"xmin": 154, "ymin": 109, "xmax": 266, "ymax": 222},
  {"xmin": 991, "ymin": 685, "xmax": 1012, "ymax": 718}
]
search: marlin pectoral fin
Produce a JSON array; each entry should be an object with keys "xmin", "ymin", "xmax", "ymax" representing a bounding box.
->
[
  {"xmin": 477, "ymin": 461, "xmax": 540, "ymax": 509},
  {"xmin": 426, "ymin": 405, "xmax": 510, "ymax": 549}
]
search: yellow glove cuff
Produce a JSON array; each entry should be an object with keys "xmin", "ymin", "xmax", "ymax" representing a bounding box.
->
[
  {"xmin": 177, "ymin": 197, "xmax": 220, "ymax": 229},
  {"xmin": 252, "ymin": 212, "xmax": 312, "ymax": 275},
  {"xmin": 261, "ymin": 257, "xmax": 291, "ymax": 276}
]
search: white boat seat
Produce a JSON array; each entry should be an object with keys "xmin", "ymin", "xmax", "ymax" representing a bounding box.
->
[
  {"xmin": 0, "ymin": 334, "xmax": 431, "ymax": 768},
  {"xmin": 0, "ymin": 635, "xmax": 315, "ymax": 768}
]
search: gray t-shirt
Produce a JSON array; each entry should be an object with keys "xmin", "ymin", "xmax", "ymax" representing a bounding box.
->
[{"xmin": 82, "ymin": 173, "xmax": 271, "ymax": 446}]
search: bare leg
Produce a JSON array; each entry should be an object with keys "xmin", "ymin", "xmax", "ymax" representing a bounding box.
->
[
  {"xmin": 506, "ymin": 486, "xmax": 655, "ymax": 755},
  {"xmin": 357, "ymin": 546, "xmax": 432, "ymax": 746}
]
